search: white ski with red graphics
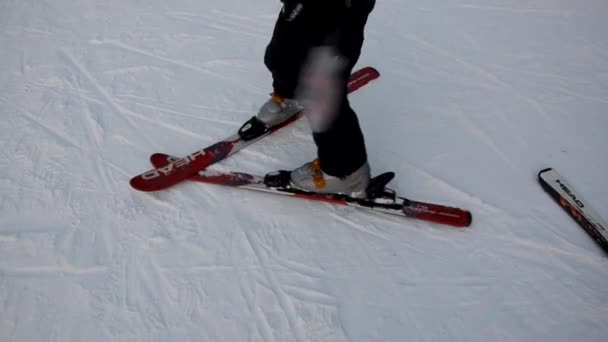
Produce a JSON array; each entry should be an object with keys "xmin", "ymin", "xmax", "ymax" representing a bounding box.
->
[
  {"xmin": 149, "ymin": 153, "xmax": 472, "ymax": 228},
  {"xmin": 538, "ymin": 168, "xmax": 608, "ymax": 254},
  {"xmin": 130, "ymin": 67, "xmax": 380, "ymax": 192}
]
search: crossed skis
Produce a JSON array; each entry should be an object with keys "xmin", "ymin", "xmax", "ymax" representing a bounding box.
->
[{"xmin": 130, "ymin": 67, "xmax": 472, "ymax": 227}]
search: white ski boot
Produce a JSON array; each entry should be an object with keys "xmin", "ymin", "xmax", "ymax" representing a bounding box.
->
[
  {"xmin": 289, "ymin": 159, "xmax": 371, "ymax": 198},
  {"xmin": 257, "ymin": 93, "xmax": 303, "ymax": 127},
  {"xmin": 238, "ymin": 93, "xmax": 303, "ymax": 140}
]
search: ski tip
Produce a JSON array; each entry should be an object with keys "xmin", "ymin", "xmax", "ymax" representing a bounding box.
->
[
  {"xmin": 538, "ymin": 167, "xmax": 553, "ymax": 177},
  {"xmin": 363, "ymin": 66, "xmax": 380, "ymax": 76},
  {"xmin": 129, "ymin": 176, "xmax": 152, "ymax": 192},
  {"xmin": 129, "ymin": 175, "xmax": 175, "ymax": 192},
  {"xmin": 352, "ymin": 66, "xmax": 381, "ymax": 80},
  {"xmin": 150, "ymin": 152, "xmax": 168, "ymax": 163}
]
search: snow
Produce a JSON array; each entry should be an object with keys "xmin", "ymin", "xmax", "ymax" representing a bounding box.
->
[{"xmin": 1, "ymin": 0, "xmax": 608, "ymax": 341}]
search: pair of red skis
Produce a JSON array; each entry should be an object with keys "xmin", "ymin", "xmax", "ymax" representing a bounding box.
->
[{"xmin": 130, "ymin": 67, "xmax": 472, "ymax": 228}]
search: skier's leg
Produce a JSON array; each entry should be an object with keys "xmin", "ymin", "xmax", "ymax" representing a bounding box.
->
[
  {"xmin": 312, "ymin": 1, "xmax": 376, "ymax": 177},
  {"xmin": 288, "ymin": 1, "xmax": 376, "ymax": 197},
  {"xmin": 264, "ymin": 2, "xmax": 311, "ymax": 98},
  {"xmin": 253, "ymin": 3, "xmax": 325, "ymax": 128}
]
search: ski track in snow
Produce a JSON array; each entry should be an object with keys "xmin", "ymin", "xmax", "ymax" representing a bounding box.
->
[{"xmin": 1, "ymin": 0, "xmax": 608, "ymax": 341}]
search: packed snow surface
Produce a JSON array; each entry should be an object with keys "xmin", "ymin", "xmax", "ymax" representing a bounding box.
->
[{"xmin": 1, "ymin": 0, "xmax": 607, "ymax": 341}]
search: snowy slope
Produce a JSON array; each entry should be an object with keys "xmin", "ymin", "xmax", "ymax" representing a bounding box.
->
[{"xmin": 1, "ymin": 0, "xmax": 608, "ymax": 341}]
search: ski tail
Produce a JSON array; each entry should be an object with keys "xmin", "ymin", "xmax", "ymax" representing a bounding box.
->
[{"xmin": 400, "ymin": 200, "xmax": 472, "ymax": 228}]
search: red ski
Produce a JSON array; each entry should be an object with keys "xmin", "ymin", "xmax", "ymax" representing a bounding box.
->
[
  {"xmin": 149, "ymin": 153, "xmax": 472, "ymax": 228},
  {"xmin": 130, "ymin": 67, "xmax": 380, "ymax": 192}
]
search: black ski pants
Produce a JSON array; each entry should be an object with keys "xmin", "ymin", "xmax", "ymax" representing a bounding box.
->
[{"xmin": 264, "ymin": 0, "xmax": 375, "ymax": 177}]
